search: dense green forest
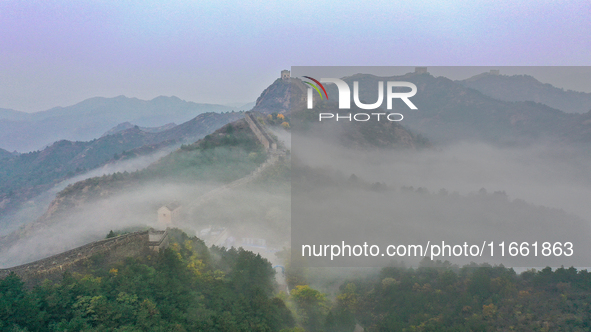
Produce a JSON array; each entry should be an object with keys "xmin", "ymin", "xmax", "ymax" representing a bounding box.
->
[
  {"xmin": 0, "ymin": 230, "xmax": 294, "ymax": 331},
  {"xmin": 2, "ymin": 229, "xmax": 591, "ymax": 331},
  {"xmin": 284, "ymin": 260, "xmax": 591, "ymax": 332}
]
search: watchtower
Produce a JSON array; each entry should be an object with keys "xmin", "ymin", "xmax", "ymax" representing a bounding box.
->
[
  {"xmin": 281, "ymin": 70, "xmax": 290, "ymax": 80},
  {"xmin": 157, "ymin": 203, "xmax": 181, "ymax": 225}
]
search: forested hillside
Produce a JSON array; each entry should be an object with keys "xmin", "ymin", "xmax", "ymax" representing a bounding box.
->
[
  {"xmin": 4, "ymin": 228, "xmax": 589, "ymax": 331},
  {"xmin": 0, "ymin": 119, "xmax": 267, "ymax": 256},
  {"xmin": 0, "ymin": 112, "xmax": 242, "ymax": 220},
  {"xmin": 322, "ymin": 261, "xmax": 591, "ymax": 331},
  {"xmin": 0, "ymin": 229, "xmax": 295, "ymax": 331},
  {"xmin": 48, "ymin": 119, "xmax": 265, "ymax": 219}
]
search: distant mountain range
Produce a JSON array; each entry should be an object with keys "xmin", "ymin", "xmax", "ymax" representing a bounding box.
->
[
  {"xmin": 306, "ymin": 72, "xmax": 591, "ymax": 145},
  {"xmin": 100, "ymin": 122, "xmax": 177, "ymax": 137},
  {"xmin": 0, "ymin": 96, "xmax": 234, "ymax": 152},
  {"xmin": 458, "ymin": 72, "xmax": 591, "ymax": 114},
  {"xmin": 0, "ymin": 111, "xmax": 243, "ymax": 220},
  {"xmin": 0, "ymin": 108, "xmax": 33, "ymax": 122}
]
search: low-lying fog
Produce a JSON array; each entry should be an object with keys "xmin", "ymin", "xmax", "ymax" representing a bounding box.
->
[
  {"xmin": 296, "ymin": 137, "xmax": 591, "ymax": 221},
  {"xmin": 0, "ymin": 180, "xmax": 220, "ymax": 267},
  {"xmin": 0, "ymin": 146, "xmax": 179, "ymax": 237},
  {"xmin": 0, "ymin": 145, "xmax": 291, "ymax": 268},
  {"xmin": 3, "ymin": 128, "xmax": 590, "ymax": 270},
  {"xmin": 292, "ymin": 135, "xmax": 591, "ymax": 268}
]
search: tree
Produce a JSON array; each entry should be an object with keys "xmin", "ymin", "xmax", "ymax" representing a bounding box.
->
[
  {"xmin": 291, "ymin": 285, "xmax": 329, "ymax": 332},
  {"xmin": 0, "ymin": 273, "xmax": 43, "ymax": 331}
]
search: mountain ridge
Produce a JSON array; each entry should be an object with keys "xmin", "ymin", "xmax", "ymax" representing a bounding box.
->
[
  {"xmin": 0, "ymin": 95, "xmax": 235, "ymax": 152},
  {"xmin": 458, "ymin": 72, "xmax": 591, "ymax": 114},
  {"xmin": 0, "ymin": 148, "xmax": 12, "ymax": 160},
  {"xmin": 326, "ymin": 72, "xmax": 588, "ymax": 145},
  {"xmin": 101, "ymin": 122, "xmax": 177, "ymax": 137},
  {"xmin": 0, "ymin": 111, "xmax": 243, "ymax": 222}
]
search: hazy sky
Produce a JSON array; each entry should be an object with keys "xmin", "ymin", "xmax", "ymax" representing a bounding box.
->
[{"xmin": 1, "ymin": 0, "xmax": 590, "ymax": 112}]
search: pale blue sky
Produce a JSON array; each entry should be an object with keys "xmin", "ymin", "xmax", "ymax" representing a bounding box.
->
[{"xmin": 1, "ymin": 0, "xmax": 590, "ymax": 112}]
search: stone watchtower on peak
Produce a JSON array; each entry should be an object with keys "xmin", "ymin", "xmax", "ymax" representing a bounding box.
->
[{"xmin": 281, "ymin": 69, "xmax": 290, "ymax": 80}]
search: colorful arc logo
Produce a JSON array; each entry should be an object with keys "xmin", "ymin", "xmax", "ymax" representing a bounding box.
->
[{"xmin": 303, "ymin": 76, "xmax": 328, "ymax": 100}]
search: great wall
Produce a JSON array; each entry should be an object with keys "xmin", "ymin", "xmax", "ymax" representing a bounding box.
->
[
  {"xmin": 245, "ymin": 112, "xmax": 277, "ymax": 150},
  {"xmin": 0, "ymin": 112, "xmax": 284, "ymax": 286},
  {"xmin": 191, "ymin": 111, "xmax": 286, "ymax": 207},
  {"xmin": 0, "ymin": 229, "xmax": 169, "ymax": 286}
]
